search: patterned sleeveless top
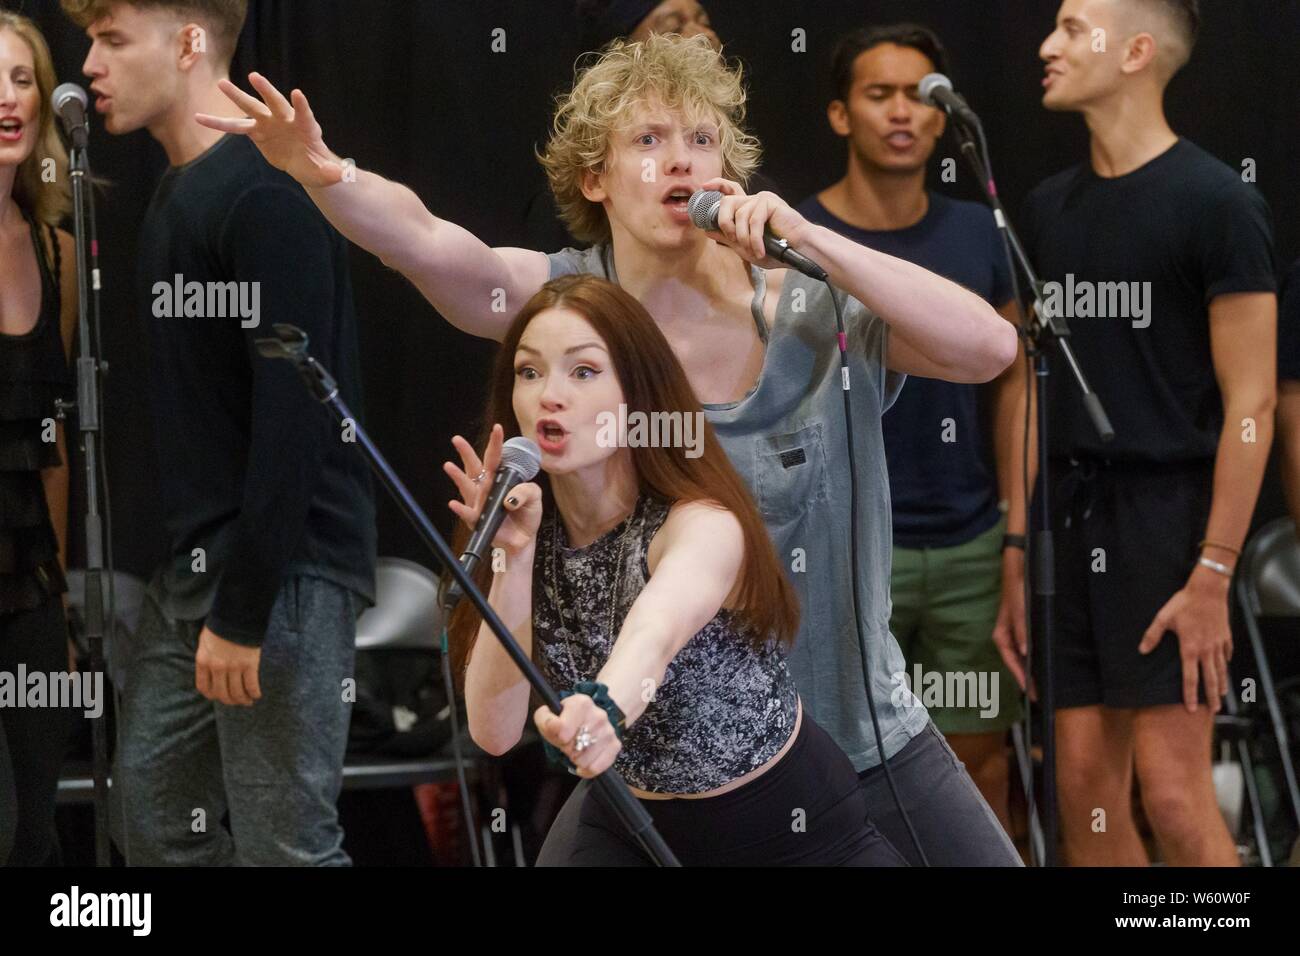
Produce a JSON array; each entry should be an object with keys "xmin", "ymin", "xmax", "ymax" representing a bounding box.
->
[
  {"xmin": 532, "ymin": 493, "xmax": 798, "ymax": 793},
  {"xmin": 0, "ymin": 214, "xmax": 70, "ymax": 614}
]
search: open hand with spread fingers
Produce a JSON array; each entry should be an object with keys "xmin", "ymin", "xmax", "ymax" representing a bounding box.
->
[
  {"xmin": 443, "ymin": 424, "xmax": 543, "ymax": 556},
  {"xmin": 195, "ymin": 72, "xmax": 346, "ymax": 188}
]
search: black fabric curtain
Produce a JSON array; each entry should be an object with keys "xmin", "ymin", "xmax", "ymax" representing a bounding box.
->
[{"xmin": 12, "ymin": 0, "xmax": 1300, "ymax": 577}]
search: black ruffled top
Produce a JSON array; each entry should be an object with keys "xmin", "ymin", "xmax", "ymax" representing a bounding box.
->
[{"xmin": 0, "ymin": 213, "xmax": 70, "ymax": 613}]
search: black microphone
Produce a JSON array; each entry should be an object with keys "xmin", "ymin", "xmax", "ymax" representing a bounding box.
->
[
  {"xmin": 687, "ymin": 189, "xmax": 828, "ymax": 281},
  {"xmin": 51, "ymin": 83, "xmax": 89, "ymax": 150},
  {"xmin": 918, "ymin": 73, "xmax": 980, "ymax": 129},
  {"xmin": 441, "ymin": 436, "xmax": 542, "ymax": 612}
]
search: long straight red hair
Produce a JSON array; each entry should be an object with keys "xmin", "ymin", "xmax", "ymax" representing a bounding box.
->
[{"xmin": 446, "ymin": 273, "xmax": 799, "ymax": 678}]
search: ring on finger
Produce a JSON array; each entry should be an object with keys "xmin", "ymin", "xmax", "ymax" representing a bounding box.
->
[
  {"xmin": 574, "ymin": 725, "xmax": 594, "ymax": 753},
  {"xmin": 471, "ymin": 469, "xmax": 487, "ymax": 484}
]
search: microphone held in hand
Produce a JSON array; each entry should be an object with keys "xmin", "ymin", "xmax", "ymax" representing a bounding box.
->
[
  {"xmin": 688, "ymin": 189, "xmax": 828, "ymax": 281},
  {"xmin": 51, "ymin": 83, "xmax": 89, "ymax": 150},
  {"xmin": 441, "ymin": 436, "xmax": 542, "ymax": 613},
  {"xmin": 918, "ymin": 73, "xmax": 981, "ymax": 129}
]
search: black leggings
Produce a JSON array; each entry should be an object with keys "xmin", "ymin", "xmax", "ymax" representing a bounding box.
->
[
  {"xmin": 0, "ymin": 596, "xmax": 73, "ymax": 866},
  {"xmin": 540, "ymin": 712, "xmax": 909, "ymax": 866}
]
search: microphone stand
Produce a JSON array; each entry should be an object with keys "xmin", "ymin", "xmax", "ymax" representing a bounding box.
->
[
  {"xmin": 950, "ymin": 115, "xmax": 1114, "ymax": 867},
  {"xmin": 255, "ymin": 324, "xmax": 681, "ymax": 867},
  {"xmin": 65, "ymin": 138, "xmax": 114, "ymax": 867}
]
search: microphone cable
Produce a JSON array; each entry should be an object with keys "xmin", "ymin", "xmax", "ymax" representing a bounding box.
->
[
  {"xmin": 826, "ymin": 281, "xmax": 931, "ymax": 867},
  {"xmin": 440, "ymin": 624, "xmax": 483, "ymax": 867},
  {"xmin": 955, "ymin": 117, "xmax": 1042, "ymax": 864}
]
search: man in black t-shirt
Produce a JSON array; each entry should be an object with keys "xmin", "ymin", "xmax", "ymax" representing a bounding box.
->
[
  {"xmin": 797, "ymin": 24, "xmax": 1029, "ymax": 846},
  {"xmin": 65, "ymin": 0, "xmax": 375, "ymax": 865},
  {"xmin": 1014, "ymin": 0, "xmax": 1276, "ymax": 866}
]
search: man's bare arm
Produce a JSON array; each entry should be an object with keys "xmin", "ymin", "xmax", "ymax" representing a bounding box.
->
[
  {"xmin": 1201, "ymin": 291, "xmax": 1278, "ymax": 561},
  {"xmin": 1135, "ymin": 291, "xmax": 1276, "ymax": 711},
  {"xmin": 991, "ymin": 300, "xmax": 1037, "ymax": 537},
  {"xmin": 794, "ymin": 222, "xmax": 1017, "ymax": 383},
  {"xmin": 197, "ymin": 73, "xmax": 549, "ymax": 340}
]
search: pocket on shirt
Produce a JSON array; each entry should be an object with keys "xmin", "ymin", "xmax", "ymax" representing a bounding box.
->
[{"xmin": 753, "ymin": 422, "xmax": 831, "ymax": 521}]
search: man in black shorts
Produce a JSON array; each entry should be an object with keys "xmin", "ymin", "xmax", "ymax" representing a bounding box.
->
[{"xmin": 1012, "ymin": 0, "xmax": 1276, "ymax": 865}]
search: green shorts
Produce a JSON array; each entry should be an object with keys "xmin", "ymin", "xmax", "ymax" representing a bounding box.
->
[{"xmin": 890, "ymin": 516, "xmax": 1022, "ymax": 735}]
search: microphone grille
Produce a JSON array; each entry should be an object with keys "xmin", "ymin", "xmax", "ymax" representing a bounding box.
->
[
  {"xmin": 687, "ymin": 189, "xmax": 722, "ymax": 230},
  {"xmin": 500, "ymin": 436, "xmax": 542, "ymax": 480},
  {"xmin": 918, "ymin": 73, "xmax": 952, "ymax": 108},
  {"xmin": 52, "ymin": 82, "xmax": 88, "ymax": 111}
]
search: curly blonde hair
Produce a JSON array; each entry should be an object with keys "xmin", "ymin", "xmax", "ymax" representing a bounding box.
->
[
  {"xmin": 1, "ymin": 11, "xmax": 71, "ymax": 227},
  {"xmin": 538, "ymin": 33, "xmax": 763, "ymax": 246}
]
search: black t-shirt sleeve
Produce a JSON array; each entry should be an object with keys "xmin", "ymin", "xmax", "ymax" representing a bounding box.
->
[
  {"xmin": 1279, "ymin": 260, "xmax": 1300, "ymax": 383},
  {"xmin": 206, "ymin": 183, "xmax": 340, "ymax": 646},
  {"xmin": 1193, "ymin": 181, "xmax": 1276, "ymax": 303}
]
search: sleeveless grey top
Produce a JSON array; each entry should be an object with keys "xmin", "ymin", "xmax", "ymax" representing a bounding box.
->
[
  {"xmin": 532, "ymin": 493, "xmax": 798, "ymax": 794},
  {"xmin": 547, "ymin": 243, "xmax": 930, "ymax": 772}
]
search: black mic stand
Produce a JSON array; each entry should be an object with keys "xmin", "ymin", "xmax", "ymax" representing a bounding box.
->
[
  {"xmin": 64, "ymin": 135, "xmax": 114, "ymax": 867},
  {"xmin": 950, "ymin": 115, "xmax": 1115, "ymax": 867},
  {"xmin": 255, "ymin": 324, "xmax": 681, "ymax": 867}
]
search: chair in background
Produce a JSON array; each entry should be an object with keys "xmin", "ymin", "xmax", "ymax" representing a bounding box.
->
[
  {"xmin": 356, "ymin": 556, "xmax": 444, "ymax": 652},
  {"xmin": 1230, "ymin": 516, "xmax": 1300, "ymax": 865}
]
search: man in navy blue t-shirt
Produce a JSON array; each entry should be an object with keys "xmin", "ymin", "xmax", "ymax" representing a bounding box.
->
[{"xmin": 797, "ymin": 23, "xmax": 1030, "ymax": 839}]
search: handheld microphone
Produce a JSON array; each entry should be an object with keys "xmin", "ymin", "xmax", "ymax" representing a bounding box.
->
[
  {"xmin": 441, "ymin": 436, "xmax": 542, "ymax": 612},
  {"xmin": 688, "ymin": 189, "xmax": 828, "ymax": 281},
  {"xmin": 51, "ymin": 83, "xmax": 90, "ymax": 150},
  {"xmin": 918, "ymin": 73, "xmax": 981, "ymax": 129}
]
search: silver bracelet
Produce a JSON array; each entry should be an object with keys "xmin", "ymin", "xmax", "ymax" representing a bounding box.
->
[{"xmin": 1197, "ymin": 555, "xmax": 1233, "ymax": 578}]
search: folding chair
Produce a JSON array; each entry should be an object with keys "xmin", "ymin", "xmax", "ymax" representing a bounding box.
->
[{"xmin": 1232, "ymin": 517, "xmax": 1300, "ymax": 863}]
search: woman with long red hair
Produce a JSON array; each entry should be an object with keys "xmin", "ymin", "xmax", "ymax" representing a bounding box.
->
[{"xmin": 444, "ymin": 274, "xmax": 904, "ymax": 865}]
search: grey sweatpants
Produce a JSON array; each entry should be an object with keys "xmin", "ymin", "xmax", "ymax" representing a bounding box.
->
[
  {"xmin": 114, "ymin": 575, "xmax": 358, "ymax": 866},
  {"xmin": 856, "ymin": 721, "xmax": 1023, "ymax": 866}
]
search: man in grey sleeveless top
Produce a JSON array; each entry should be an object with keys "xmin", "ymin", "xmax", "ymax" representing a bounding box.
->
[
  {"xmin": 203, "ymin": 33, "xmax": 1021, "ymax": 864},
  {"xmin": 548, "ymin": 244, "xmax": 1020, "ymax": 865}
]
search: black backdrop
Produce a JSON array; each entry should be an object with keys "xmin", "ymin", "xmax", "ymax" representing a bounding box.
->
[{"xmin": 10, "ymin": 0, "xmax": 1300, "ymax": 579}]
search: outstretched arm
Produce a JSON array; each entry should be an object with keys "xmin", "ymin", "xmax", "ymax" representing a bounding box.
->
[
  {"xmin": 602, "ymin": 501, "xmax": 743, "ymax": 724},
  {"xmin": 535, "ymin": 501, "xmax": 745, "ymax": 777},
  {"xmin": 196, "ymin": 73, "xmax": 549, "ymax": 340},
  {"xmin": 1138, "ymin": 291, "xmax": 1276, "ymax": 712}
]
